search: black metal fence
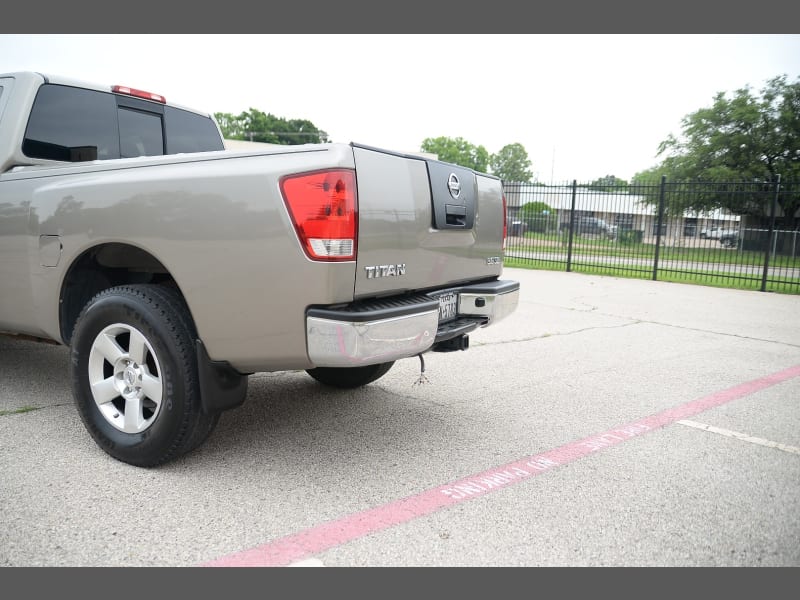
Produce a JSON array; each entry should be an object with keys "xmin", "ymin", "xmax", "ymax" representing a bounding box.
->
[{"xmin": 503, "ymin": 177, "xmax": 800, "ymax": 294}]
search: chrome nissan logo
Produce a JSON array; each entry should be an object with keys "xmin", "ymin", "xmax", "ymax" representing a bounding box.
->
[
  {"xmin": 447, "ymin": 173, "xmax": 461, "ymax": 200},
  {"xmin": 124, "ymin": 367, "xmax": 137, "ymax": 386}
]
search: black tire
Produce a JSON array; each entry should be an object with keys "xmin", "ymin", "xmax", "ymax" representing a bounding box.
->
[
  {"xmin": 70, "ymin": 284, "xmax": 218, "ymax": 467},
  {"xmin": 305, "ymin": 361, "xmax": 395, "ymax": 389}
]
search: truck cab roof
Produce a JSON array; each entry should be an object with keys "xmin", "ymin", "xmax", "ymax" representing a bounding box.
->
[{"xmin": 0, "ymin": 71, "xmax": 223, "ymax": 173}]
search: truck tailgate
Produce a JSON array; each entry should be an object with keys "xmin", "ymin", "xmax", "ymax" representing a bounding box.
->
[{"xmin": 352, "ymin": 144, "xmax": 505, "ymax": 299}]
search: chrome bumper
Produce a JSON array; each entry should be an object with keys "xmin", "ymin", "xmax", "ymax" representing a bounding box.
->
[{"xmin": 306, "ymin": 279, "xmax": 520, "ymax": 368}]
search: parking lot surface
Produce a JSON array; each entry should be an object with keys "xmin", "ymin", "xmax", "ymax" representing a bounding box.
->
[{"xmin": 1, "ymin": 268, "xmax": 799, "ymax": 566}]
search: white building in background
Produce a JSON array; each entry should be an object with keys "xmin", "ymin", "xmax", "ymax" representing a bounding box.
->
[{"xmin": 504, "ymin": 184, "xmax": 740, "ymax": 240}]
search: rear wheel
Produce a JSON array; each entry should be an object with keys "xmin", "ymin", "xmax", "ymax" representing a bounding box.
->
[
  {"xmin": 306, "ymin": 362, "xmax": 395, "ymax": 389},
  {"xmin": 70, "ymin": 284, "xmax": 218, "ymax": 467}
]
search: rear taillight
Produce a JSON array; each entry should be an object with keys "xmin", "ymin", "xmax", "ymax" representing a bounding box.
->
[
  {"xmin": 502, "ymin": 191, "xmax": 508, "ymax": 250},
  {"xmin": 280, "ymin": 169, "xmax": 358, "ymax": 261}
]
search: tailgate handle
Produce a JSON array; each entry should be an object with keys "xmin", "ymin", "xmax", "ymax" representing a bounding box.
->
[{"xmin": 445, "ymin": 204, "xmax": 467, "ymax": 227}]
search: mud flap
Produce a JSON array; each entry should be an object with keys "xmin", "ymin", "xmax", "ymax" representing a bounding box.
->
[{"xmin": 196, "ymin": 340, "xmax": 248, "ymax": 413}]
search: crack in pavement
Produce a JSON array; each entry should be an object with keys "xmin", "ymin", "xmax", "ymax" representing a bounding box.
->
[
  {"xmin": 472, "ymin": 321, "xmax": 641, "ymax": 346},
  {"xmin": 472, "ymin": 314, "xmax": 800, "ymax": 350}
]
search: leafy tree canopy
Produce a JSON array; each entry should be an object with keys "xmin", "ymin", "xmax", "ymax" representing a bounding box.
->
[
  {"xmin": 518, "ymin": 201, "xmax": 553, "ymax": 217},
  {"xmin": 489, "ymin": 143, "xmax": 533, "ymax": 183},
  {"xmin": 633, "ymin": 75, "xmax": 799, "ymax": 225},
  {"xmin": 420, "ymin": 136, "xmax": 489, "ymax": 173},
  {"xmin": 586, "ymin": 175, "xmax": 629, "ymax": 192},
  {"xmin": 214, "ymin": 108, "xmax": 328, "ymax": 145}
]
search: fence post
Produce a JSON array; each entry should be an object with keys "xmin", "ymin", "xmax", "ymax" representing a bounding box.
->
[
  {"xmin": 566, "ymin": 180, "xmax": 577, "ymax": 272},
  {"xmin": 760, "ymin": 174, "xmax": 781, "ymax": 292},
  {"xmin": 653, "ymin": 175, "xmax": 666, "ymax": 280}
]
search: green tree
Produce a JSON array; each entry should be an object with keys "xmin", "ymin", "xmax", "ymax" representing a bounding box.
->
[
  {"xmin": 420, "ymin": 136, "xmax": 489, "ymax": 172},
  {"xmin": 586, "ymin": 175, "xmax": 629, "ymax": 192},
  {"xmin": 518, "ymin": 201, "xmax": 552, "ymax": 219},
  {"xmin": 489, "ymin": 143, "xmax": 533, "ymax": 183},
  {"xmin": 639, "ymin": 75, "xmax": 800, "ymax": 226},
  {"xmin": 629, "ymin": 165, "xmax": 669, "ymax": 213},
  {"xmin": 631, "ymin": 164, "xmax": 669, "ymax": 184},
  {"xmin": 214, "ymin": 108, "xmax": 328, "ymax": 145},
  {"xmin": 517, "ymin": 201, "xmax": 555, "ymax": 233}
]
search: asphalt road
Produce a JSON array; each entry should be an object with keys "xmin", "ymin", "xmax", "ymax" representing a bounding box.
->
[{"xmin": 1, "ymin": 268, "xmax": 799, "ymax": 566}]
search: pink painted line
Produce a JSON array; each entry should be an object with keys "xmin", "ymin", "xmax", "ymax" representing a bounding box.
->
[{"xmin": 202, "ymin": 363, "xmax": 800, "ymax": 567}]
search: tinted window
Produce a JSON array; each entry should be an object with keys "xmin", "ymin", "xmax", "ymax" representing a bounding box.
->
[
  {"xmin": 23, "ymin": 84, "xmax": 119, "ymax": 160},
  {"xmin": 164, "ymin": 106, "xmax": 223, "ymax": 154},
  {"xmin": 22, "ymin": 83, "xmax": 223, "ymax": 163},
  {"xmin": 119, "ymin": 107, "xmax": 164, "ymax": 157}
]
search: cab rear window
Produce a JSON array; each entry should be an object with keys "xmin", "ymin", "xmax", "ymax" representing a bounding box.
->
[
  {"xmin": 165, "ymin": 106, "xmax": 224, "ymax": 154},
  {"xmin": 23, "ymin": 85, "xmax": 118, "ymax": 160},
  {"xmin": 23, "ymin": 83, "xmax": 223, "ymax": 162}
]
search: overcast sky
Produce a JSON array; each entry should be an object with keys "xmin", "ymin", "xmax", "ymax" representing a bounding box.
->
[{"xmin": 2, "ymin": 34, "xmax": 798, "ymax": 182}]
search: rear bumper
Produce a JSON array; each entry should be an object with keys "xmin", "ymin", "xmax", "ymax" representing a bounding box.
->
[{"xmin": 306, "ymin": 279, "xmax": 520, "ymax": 367}]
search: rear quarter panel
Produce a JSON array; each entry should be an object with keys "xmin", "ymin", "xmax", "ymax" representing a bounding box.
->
[{"xmin": 0, "ymin": 146, "xmax": 357, "ymax": 372}]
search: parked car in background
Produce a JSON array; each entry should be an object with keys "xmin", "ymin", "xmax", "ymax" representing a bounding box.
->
[
  {"xmin": 508, "ymin": 220, "xmax": 528, "ymax": 236},
  {"xmin": 718, "ymin": 229, "xmax": 740, "ymax": 248},
  {"xmin": 560, "ymin": 217, "xmax": 617, "ymax": 240},
  {"xmin": 700, "ymin": 225, "xmax": 739, "ymax": 240}
]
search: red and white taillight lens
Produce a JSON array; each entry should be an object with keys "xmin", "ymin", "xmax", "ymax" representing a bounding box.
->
[
  {"xmin": 279, "ymin": 169, "xmax": 358, "ymax": 261},
  {"xmin": 502, "ymin": 191, "xmax": 508, "ymax": 250}
]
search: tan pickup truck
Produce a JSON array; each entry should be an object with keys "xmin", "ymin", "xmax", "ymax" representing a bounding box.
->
[{"xmin": 0, "ymin": 71, "xmax": 519, "ymax": 466}]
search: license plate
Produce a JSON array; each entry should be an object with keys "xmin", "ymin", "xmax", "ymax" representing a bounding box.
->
[{"xmin": 437, "ymin": 292, "xmax": 458, "ymax": 323}]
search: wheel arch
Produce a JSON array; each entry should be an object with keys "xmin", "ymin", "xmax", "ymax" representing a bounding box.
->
[
  {"xmin": 61, "ymin": 245, "xmax": 249, "ymax": 417},
  {"xmin": 59, "ymin": 242, "xmax": 182, "ymax": 345}
]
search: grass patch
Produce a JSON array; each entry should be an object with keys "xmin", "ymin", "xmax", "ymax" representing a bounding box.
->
[
  {"xmin": 510, "ymin": 235, "xmax": 800, "ymax": 268},
  {"xmin": 0, "ymin": 406, "xmax": 41, "ymax": 417},
  {"xmin": 504, "ymin": 257, "xmax": 800, "ymax": 294}
]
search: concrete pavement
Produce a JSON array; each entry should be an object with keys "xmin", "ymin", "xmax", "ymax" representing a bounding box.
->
[{"xmin": 1, "ymin": 268, "xmax": 798, "ymax": 566}]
